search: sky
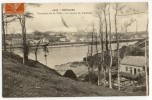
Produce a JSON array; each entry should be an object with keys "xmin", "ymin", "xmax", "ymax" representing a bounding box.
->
[{"xmin": 6, "ymin": 2, "xmax": 148, "ymax": 34}]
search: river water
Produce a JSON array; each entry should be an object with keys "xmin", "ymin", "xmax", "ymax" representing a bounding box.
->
[{"xmin": 12, "ymin": 42, "xmax": 137, "ymax": 69}]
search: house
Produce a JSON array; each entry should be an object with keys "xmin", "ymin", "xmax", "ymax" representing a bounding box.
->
[
  {"xmin": 120, "ymin": 56, "xmax": 146, "ymax": 78},
  {"xmin": 69, "ymin": 38, "xmax": 76, "ymax": 42},
  {"xmin": 5, "ymin": 40, "xmax": 12, "ymax": 45},
  {"xmin": 12, "ymin": 38, "xmax": 22, "ymax": 45},
  {"xmin": 59, "ymin": 38, "xmax": 66, "ymax": 42},
  {"xmin": 41, "ymin": 37, "xmax": 50, "ymax": 43},
  {"xmin": 49, "ymin": 33, "xmax": 56, "ymax": 36},
  {"xmin": 32, "ymin": 40, "xmax": 40, "ymax": 44},
  {"xmin": 79, "ymin": 37, "xmax": 88, "ymax": 42},
  {"xmin": 79, "ymin": 38, "xmax": 85, "ymax": 42}
]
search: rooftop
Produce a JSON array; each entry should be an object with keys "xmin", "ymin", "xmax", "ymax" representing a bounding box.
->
[{"xmin": 120, "ymin": 56, "xmax": 146, "ymax": 67}]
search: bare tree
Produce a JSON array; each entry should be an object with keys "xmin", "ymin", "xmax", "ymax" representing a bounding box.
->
[
  {"xmin": 33, "ymin": 31, "xmax": 51, "ymax": 62},
  {"xmin": 10, "ymin": 28, "xmax": 15, "ymax": 50},
  {"xmin": 2, "ymin": 5, "xmax": 17, "ymax": 51},
  {"xmin": 122, "ymin": 18, "xmax": 136, "ymax": 47},
  {"xmin": 84, "ymin": 26, "xmax": 92, "ymax": 83},
  {"xmin": 90, "ymin": 23, "xmax": 94, "ymax": 57},
  {"xmin": 101, "ymin": 3, "xmax": 110, "ymax": 87},
  {"xmin": 108, "ymin": 4, "xmax": 112, "ymax": 89},
  {"xmin": 21, "ymin": 15, "xmax": 27, "ymax": 64},
  {"xmin": 86, "ymin": 27, "xmax": 91, "ymax": 83},
  {"xmin": 114, "ymin": 3, "xmax": 126, "ymax": 90},
  {"xmin": 8, "ymin": 29, "xmax": 15, "ymax": 61},
  {"xmin": 114, "ymin": 3, "xmax": 121, "ymax": 90},
  {"xmin": 87, "ymin": 22, "xmax": 95, "ymax": 83},
  {"xmin": 35, "ymin": 39, "xmax": 42, "ymax": 61},
  {"xmin": 95, "ymin": 3, "xmax": 107, "ymax": 86},
  {"xmin": 99, "ymin": 21, "xmax": 104, "ymax": 86},
  {"xmin": 102, "ymin": 4, "xmax": 108, "ymax": 51},
  {"xmin": 2, "ymin": 4, "xmax": 6, "ymax": 51},
  {"xmin": 11, "ymin": 12, "xmax": 33, "ymax": 64},
  {"xmin": 2, "ymin": 11, "xmax": 34, "ymax": 65},
  {"xmin": 98, "ymin": 18, "xmax": 103, "ymax": 86},
  {"xmin": 86, "ymin": 44, "xmax": 91, "ymax": 83},
  {"xmin": 42, "ymin": 43, "xmax": 49, "ymax": 66},
  {"xmin": 90, "ymin": 22, "xmax": 95, "ymax": 73},
  {"xmin": 113, "ymin": 3, "xmax": 148, "ymax": 91},
  {"xmin": 6, "ymin": 4, "xmax": 40, "ymax": 64}
]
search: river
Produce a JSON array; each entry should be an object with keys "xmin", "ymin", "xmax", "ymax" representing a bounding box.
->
[{"xmin": 12, "ymin": 42, "xmax": 137, "ymax": 69}]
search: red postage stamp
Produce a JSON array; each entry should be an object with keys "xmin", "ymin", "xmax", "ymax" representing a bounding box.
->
[{"xmin": 4, "ymin": 3, "xmax": 24, "ymax": 14}]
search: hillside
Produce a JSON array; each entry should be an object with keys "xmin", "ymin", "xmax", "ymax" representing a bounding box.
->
[{"xmin": 2, "ymin": 51, "xmax": 136, "ymax": 97}]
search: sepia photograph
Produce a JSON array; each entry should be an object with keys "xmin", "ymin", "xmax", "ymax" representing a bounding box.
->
[{"xmin": 1, "ymin": 2, "xmax": 149, "ymax": 97}]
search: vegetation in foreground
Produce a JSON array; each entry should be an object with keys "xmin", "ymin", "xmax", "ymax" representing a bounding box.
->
[{"xmin": 2, "ymin": 51, "xmax": 139, "ymax": 97}]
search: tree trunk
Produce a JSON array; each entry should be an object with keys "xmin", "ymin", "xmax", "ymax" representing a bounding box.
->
[
  {"xmin": 98, "ymin": 35, "xmax": 101, "ymax": 86},
  {"xmin": 35, "ymin": 42, "xmax": 39, "ymax": 61},
  {"xmin": 108, "ymin": 4, "xmax": 112, "ymax": 89},
  {"xmin": 2, "ymin": 4, "xmax": 6, "ymax": 51},
  {"xmin": 100, "ymin": 16, "xmax": 105, "ymax": 86},
  {"xmin": 35, "ymin": 44, "xmax": 38, "ymax": 61},
  {"xmin": 35, "ymin": 38, "xmax": 43, "ymax": 61},
  {"xmin": 103, "ymin": 69, "xmax": 106, "ymax": 87},
  {"xmin": 115, "ymin": 6, "xmax": 121, "ymax": 90},
  {"xmin": 95, "ymin": 33, "xmax": 98, "ymax": 54},
  {"xmin": 103, "ymin": 10, "xmax": 108, "ymax": 51},
  {"xmin": 22, "ymin": 15, "xmax": 28, "ymax": 64},
  {"xmin": 87, "ymin": 45, "xmax": 91, "ymax": 83},
  {"xmin": 103, "ymin": 5, "xmax": 108, "ymax": 87},
  {"xmin": 91, "ymin": 30, "xmax": 93, "ymax": 57},
  {"xmin": 90, "ymin": 23, "xmax": 94, "ymax": 82},
  {"xmin": 88, "ymin": 68, "xmax": 91, "ymax": 83},
  {"xmin": 45, "ymin": 55, "xmax": 47, "ymax": 66},
  {"xmin": 9, "ymin": 35, "xmax": 13, "ymax": 61},
  {"xmin": 98, "ymin": 66, "xmax": 101, "ymax": 86},
  {"xmin": 98, "ymin": 15, "xmax": 103, "ymax": 86},
  {"xmin": 109, "ymin": 44, "xmax": 113, "ymax": 88},
  {"xmin": 35, "ymin": 52, "xmax": 37, "ymax": 61}
]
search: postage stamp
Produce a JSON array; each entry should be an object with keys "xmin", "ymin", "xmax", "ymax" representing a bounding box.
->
[{"xmin": 4, "ymin": 3, "xmax": 24, "ymax": 14}]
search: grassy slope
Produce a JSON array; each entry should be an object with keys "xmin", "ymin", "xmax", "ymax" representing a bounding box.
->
[{"xmin": 3, "ymin": 51, "xmax": 136, "ymax": 97}]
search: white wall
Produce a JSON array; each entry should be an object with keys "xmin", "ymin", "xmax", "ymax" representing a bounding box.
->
[{"xmin": 120, "ymin": 64, "xmax": 144, "ymax": 75}]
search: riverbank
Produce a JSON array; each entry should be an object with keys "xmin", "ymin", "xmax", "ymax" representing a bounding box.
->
[
  {"xmin": 5, "ymin": 38, "xmax": 143, "ymax": 49},
  {"xmin": 3, "ymin": 51, "xmax": 136, "ymax": 97},
  {"xmin": 54, "ymin": 61, "xmax": 95, "ymax": 77},
  {"xmin": 6, "ymin": 43, "xmax": 87, "ymax": 49}
]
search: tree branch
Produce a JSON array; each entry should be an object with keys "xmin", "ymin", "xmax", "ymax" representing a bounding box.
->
[{"xmin": 117, "ymin": 12, "xmax": 146, "ymax": 16}]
